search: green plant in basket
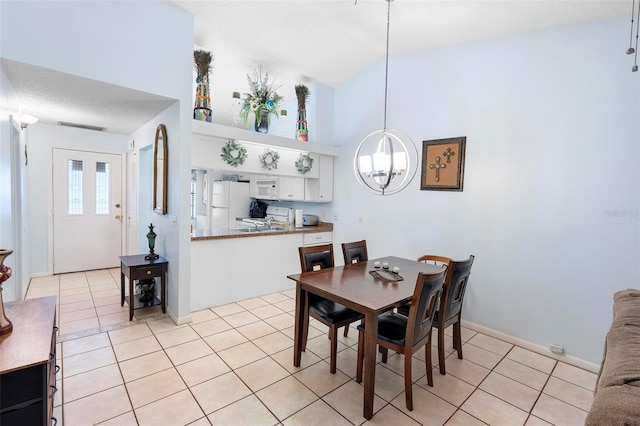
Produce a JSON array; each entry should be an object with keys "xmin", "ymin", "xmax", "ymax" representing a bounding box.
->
[{"xmin": 239, "ymin": 66, "xmax": 283, "ymax": 127}]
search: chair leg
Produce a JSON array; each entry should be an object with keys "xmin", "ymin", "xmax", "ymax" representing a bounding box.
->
[
  {"xmin": 356, "ymin": 330, "xmax": 364, "ymax": 383},
  {"xmin": 404, "ymin": 349, "xmax": 413, "ymax": 411},
  {"xmin": 438, "ymin": 325, "xmax": 446, "ymax": 375},
  {"xmin": 380, "ymin": 347, "xmax": 388, "ymax": 363},
  {"xmin": 330, "ymin": 326, "xmax": 338, "ymax": 374},
  {"xmin": 454, "ymin": 319, "xmax": 463, "ymax": 359},
  {"xmin": 343, "ymin": 324, "xmax": 349, "ymax": 337},
  {"xmin": 425, "ymin": 334, "xmax": 434, "ymax": 387},
  {"xmin": 302, "ymin": 307, "xmax": 309, "ymax": 352}
]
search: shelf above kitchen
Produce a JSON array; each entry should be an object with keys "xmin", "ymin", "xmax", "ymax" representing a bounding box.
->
[{"xmin": 192, "ymin": 120, "xmax": 339, "ymax": 157}]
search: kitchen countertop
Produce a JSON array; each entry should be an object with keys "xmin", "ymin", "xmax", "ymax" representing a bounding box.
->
[{"xmin": 191, "ymin": 222, "xmax": 333, "ymax": 241}]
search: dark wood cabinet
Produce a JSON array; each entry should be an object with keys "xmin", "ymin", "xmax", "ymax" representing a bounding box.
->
[{"xmin": 0, "ymin": 296, "xmax": 57, "ymax": 426}]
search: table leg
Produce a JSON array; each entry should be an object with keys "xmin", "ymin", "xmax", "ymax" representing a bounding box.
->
[
  {"xmin": 161, "ymin": 266, "xmax": 166, "ymax": 314},
  {"xmin": 129, "ymin": 271, "xmax": 134, "ymax": 321},
  {"xmin": 293, "ymin": 283, "xmax": 306, "ymax": 367},
  {"xmin": 120, "ymin": 269, "xmax": 125, "ymax": 307},
  {"xmin": 363, "ymin": 312, "xmax": 378, "ymax": 420}
]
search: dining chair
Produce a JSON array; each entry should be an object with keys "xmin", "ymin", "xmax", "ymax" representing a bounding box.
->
[
  {"xmin": 398, "ymin": 255, "xmax": 475, "ymax": 375},
  {"xmin": 355, "ymin": 269, "xmax": 447, "ymax": 411},
  {"xmin": 341, "ymin": 240, "xmax": 368, "ymax": 265},
  {"xmin": 298, "ymin": 244, "xmax": 364, "ymax": 374},
  {"xmin": 395, "ymin": 255, "xmax": 450, "ymax": 317}
]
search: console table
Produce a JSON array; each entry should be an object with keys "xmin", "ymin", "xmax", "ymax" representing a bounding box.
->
[
  {"xmin": 119, "ymin": 254, "xmax": 167, "ymax": 321},
  {"xmin": 0, "ymin": 296, "xmax": 58, "ymax": 426}
]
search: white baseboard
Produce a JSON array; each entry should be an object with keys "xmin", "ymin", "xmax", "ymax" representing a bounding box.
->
[
  {"xmin": 168, "ymin": 309, "xmax": 192, "ymax": 325},
  {"xmin": 29, "ymin": 272, "xmax": 51, "ymax": 278},
  {"xmin": 461, "ymin": 320, "xmax": 600, "ymax": 374}
]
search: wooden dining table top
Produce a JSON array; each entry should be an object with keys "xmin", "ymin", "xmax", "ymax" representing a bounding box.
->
[{"xmin": 287, "ymin": 256, "xmax": 444, "ymax": 313}]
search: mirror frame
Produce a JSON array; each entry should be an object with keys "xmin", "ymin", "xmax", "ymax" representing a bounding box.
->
[{"xmin": 153, "ymin": 124, "xmax": 168, "ymax": 214}]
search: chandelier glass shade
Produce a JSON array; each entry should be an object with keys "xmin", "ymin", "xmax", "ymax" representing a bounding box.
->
[
  {"xmin": 354, "ymin": 129, "xmax": 417, "ymax": 195},
  {"xmin": 353, "ymin": 0, "xmax": 418, "ymax": 195}
]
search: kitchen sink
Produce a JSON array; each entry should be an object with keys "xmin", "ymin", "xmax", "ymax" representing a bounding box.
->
[{"xmin": 232, "ymin": 225, "xmax": 287, "ymax": 233}]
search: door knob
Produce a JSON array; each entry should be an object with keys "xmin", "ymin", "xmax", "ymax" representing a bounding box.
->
[
  {"xmin": 115, "ymin": 203, "xmax": 121, "ymax": 208},
  {"xmin": 115, "ymin": 215, "xmax": 121, "ymax": 220}
]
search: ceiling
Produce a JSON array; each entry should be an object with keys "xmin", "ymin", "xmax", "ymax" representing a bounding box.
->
[{"xmin": 2, "ymin": 0, "xmax": 631, "ymax": 135}]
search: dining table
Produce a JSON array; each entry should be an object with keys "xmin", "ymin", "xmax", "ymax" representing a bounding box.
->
[{"xmin": 287, "ymin": 256, "xmax": 444, "ymax": 420}]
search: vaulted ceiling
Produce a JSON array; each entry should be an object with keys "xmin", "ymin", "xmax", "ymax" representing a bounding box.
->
[{"xmin": 2, "ymin": 1, "xmax": 631, "ymax": 134}]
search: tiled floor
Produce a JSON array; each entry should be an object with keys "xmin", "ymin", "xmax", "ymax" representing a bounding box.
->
[{"xmin": 27, "ymin": 270, "xmax": 597, "ymax": 426}]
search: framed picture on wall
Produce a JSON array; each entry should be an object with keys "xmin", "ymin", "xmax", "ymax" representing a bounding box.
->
[{"xmin": 420, "ymin": 136, "xmax": 466, "ymax": 191}]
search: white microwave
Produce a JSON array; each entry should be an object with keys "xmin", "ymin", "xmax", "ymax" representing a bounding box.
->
[{"xmin": 255, "ymin": 178, "xmax": 279, "ymax": 200}]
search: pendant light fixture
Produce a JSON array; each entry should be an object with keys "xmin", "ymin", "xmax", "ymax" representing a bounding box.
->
[{"xmin": 353, "ymin": 0, "xmax": 418, "ymax": 195}]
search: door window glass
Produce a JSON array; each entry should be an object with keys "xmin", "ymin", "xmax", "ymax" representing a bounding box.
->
[
  {"xmin": 95, "ymin": 162, "xmax": 110, "ymax": 214},
  {"xmin": 68, "ymin": 160, "xmax": 83, "ymax": 214}
]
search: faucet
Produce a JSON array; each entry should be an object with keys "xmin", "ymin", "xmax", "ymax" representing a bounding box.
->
[{"xmin": 266, "ymin": 217, "xmax": 273, "ymax": 230}]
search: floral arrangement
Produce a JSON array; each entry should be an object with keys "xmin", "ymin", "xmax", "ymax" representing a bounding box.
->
[
  {"xmin": 194, "ymin": 50, "xmax": 213, "ymax": 83},
  {"xmin": 295, "ymin": 153, "xmax": 314, "ymax": 174},
  {"xmin": 295, "ymin": 84, "xmax": 309, "ymax": 141},
  {"xmin": 240, "ymin": 66, "xmax": 283, "ymax": 127},
  {"xmin": 259, "ymin": 149, "xmax": 280, "ymax": 170},
  {"xmin": 295, "ymin": 85, "xmax": 309, "ymax": 112},
  {"xmin": 220, "ymin": 140, "xmax": 248, "ymax": 167}
]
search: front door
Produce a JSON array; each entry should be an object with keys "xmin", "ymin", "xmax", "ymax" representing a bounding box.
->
[{"xmin": 53, "ymin": 149, "xmax": 123, "ymax": 274}]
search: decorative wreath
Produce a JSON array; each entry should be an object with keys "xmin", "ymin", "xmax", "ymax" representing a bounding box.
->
[
  {"xmin": 259, "ymin": 149, "xmax": 280, "ymax": 170},
  {"xmin": 295, "ymin": 153, "xmax": 314, "ymax": 174},
  {"xmin": 220, "ymin": 140, "xmax": 247, "ymax": 167}
]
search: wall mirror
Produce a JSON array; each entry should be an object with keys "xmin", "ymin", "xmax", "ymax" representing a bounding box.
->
[{"xmin": 153, "ymin": 124, "xmax": 168, "ymax": 214}]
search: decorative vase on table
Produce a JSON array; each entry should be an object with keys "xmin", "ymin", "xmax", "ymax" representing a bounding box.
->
[
  {"xmin": 145, "ymin": 223, "xmax": 159, "ymax": 261},
  {"xmin": 193, "ymin": 50, "xmax": 213, "ymax": 122},
  {"xmin": 136, "ymin": 278, "xmax": 156, "ymax": 304},
  {"xmin": 0, "ymin": 249, "xmax": 14, "ymax": 335},
  {"xmin": 295, "ymin": 84, "xmax": 310, "ymax": 142},
  {"xmin": 255, "ymin": 109, "xmax": 269, "ymax": 134}
]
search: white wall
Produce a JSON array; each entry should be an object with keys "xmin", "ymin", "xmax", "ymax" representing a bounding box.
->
[
  {"xmin": 1, "ymin": 1, "xmax": 194, "ymax": 320},
  {"xmin": 331, "ymin": 17, "xmax": 640, "ymax": 364},
  {"xmin": 130, "ymin": 102, "xmax": 185, "ymax": 321},
  {"xmin": 0, "ymin": 67, "xmax": 22, "ymax": 301}
]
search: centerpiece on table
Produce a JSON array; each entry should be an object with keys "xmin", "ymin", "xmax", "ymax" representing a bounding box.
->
[{"xmin": 239, "ymin": 66, "xmax": 283, "ymax": 133}]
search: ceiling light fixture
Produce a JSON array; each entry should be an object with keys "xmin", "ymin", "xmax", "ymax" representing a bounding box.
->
[
  {"xmin": 627, "ymin": 0, "xmax": 640, "ymax": 72},
  {"xmin": 19, "ymin": 114, "xmax": 38, "ymax": 129},
  {"xmin": 353, "ymin": 0, "xmax": 417, "ymax": 196}
]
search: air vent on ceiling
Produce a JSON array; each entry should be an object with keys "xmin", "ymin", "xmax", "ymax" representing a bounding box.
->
[{"xmin": 57, "ymin": 121, "xmax": 105, "ymax": 132}]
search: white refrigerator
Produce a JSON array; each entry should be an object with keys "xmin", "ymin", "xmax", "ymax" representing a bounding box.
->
[{"xmin": 210, "ymin": 181, "xmax": 251, "ymax": 229}]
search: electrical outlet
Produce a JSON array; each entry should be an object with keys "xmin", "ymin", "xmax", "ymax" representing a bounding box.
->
[
  {"xmin": 549, "ymin": 344, "xmax": 565, "ymax": 355},
  {"xmin": 333, "ymin": 213, "xmax": 339, "ymax": 221},
  {"xmin": 358, "ymin": 216, "xmax": 363, "ymax": 223}
]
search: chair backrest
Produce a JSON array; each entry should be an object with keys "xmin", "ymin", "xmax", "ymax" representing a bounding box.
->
[
  {"xmin": 440, "ymin": 255, "xmax": 475, "ymax": 322},
  {"xmin": 342, "ymin": 240, "xmax": 368, "ymax": 264},
  {"xmin": 299, "ymin": 244, "xmax": 335, "ymax": 273},
  {"xmin": 405, "ymin": 269, "xmax": 447, "ymax": 346},
  {"xmin": 417, "ymin": 255, "xmax": 451, "ymax": 270}
]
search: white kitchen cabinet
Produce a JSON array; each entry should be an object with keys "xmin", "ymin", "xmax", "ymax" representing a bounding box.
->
[
  {"xmin": 191, "ymin": 234, "xmax": 302, "ymax": 310},
  {"xmin": 302, "ymin": 231, "xmax": 332, "ymax": 246},
  {"xmin": 279, "ymin": 176, "xmax": 305, "ymax": 201},
  {"xmin": 305, "ymin": 155, "xmax": 334, "ymax": 202}
]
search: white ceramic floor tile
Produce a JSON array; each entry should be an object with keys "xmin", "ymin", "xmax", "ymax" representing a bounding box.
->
[{"xmin": 207, "ymin": 394, "xmax": 278, "ymax": 426}]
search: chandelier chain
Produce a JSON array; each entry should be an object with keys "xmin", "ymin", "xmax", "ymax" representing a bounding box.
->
[
  {"xmin": 635, "ymin": 1, "xmax": 640, "ymax": 69},
  {"xmin": 383, "ymin": 0, "xmax": 391, "ymax": 130},
  {"xmin": 630, "ymin": 0, "xmax": 636, "ymax": 53}
]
